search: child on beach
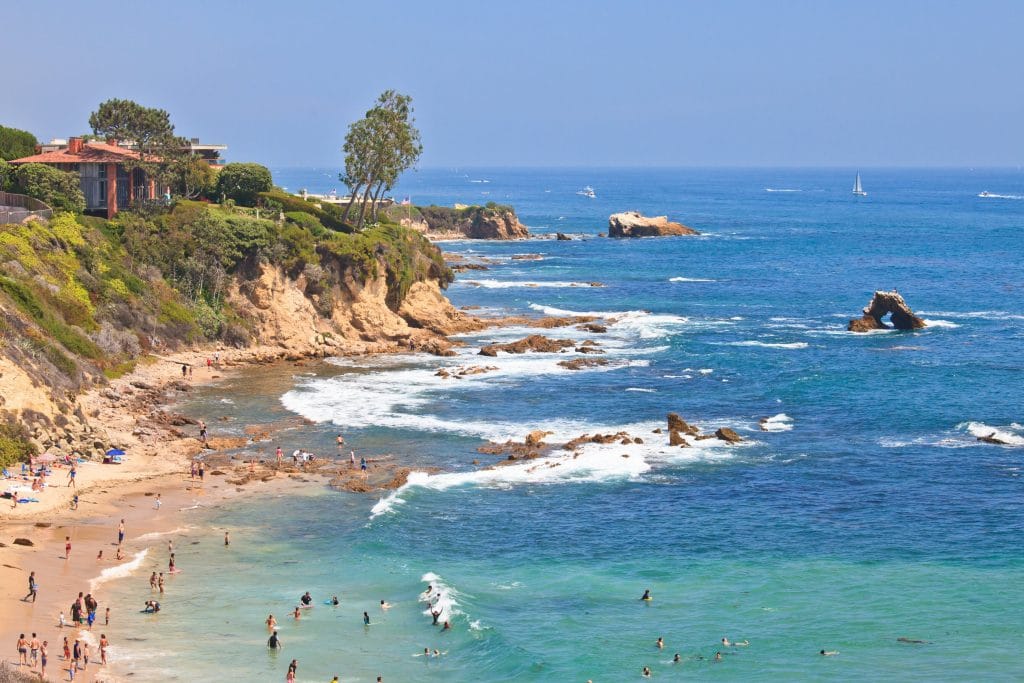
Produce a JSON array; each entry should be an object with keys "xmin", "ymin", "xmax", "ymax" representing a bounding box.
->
[{"xmin": 65, "ymin": 536, "xmax": 71, "ymax": 559}]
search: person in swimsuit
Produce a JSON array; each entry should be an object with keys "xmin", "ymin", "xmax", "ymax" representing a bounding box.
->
[
  {"xmin": 714, "ymin": 651, "xmax": 723, "ymax": 662},
  {"xmin": 105, "ymin": 607, "xmax": 110, "ymax": 625},
  {"xmin": 442, "ymin": 621, "xmax": 451, "ymax": 631},
  {"xmin": 267, "ymin": 630, "xmax": 282, "ymax": 649},
  {"xmin": 225, "ymin": 531, "xmax": 230, "ymax": 546},
  {"xmin": 331, "ymin": 596, "xmax": 339, "ymax": 606},
  {"xmin": 380, "ymin": 600, "xmax": 391, "ymax": 610},
  {"xmin": 25, "ymin": 571, "xmax": 37, "ymax": 602},
  {"xmin": 118, "ymin": 519, "xmax": 125, "ymax": 545},
  {"xmin": 363, "ymin": 612, "xmax": 370, "ymax": 625},
  {"xmin": 300, "ymin": 592, "xmax": 312, "ymax": 606},
  {"xmin": 40, "ymin": 641, "xmax": 48, "ymax": 678},
  {"xmin": 65, "ymin": 536, "xmax": 72, "ymax": 559},
  {"xmin": 30, "ymin": 633, "xmax": 40, "ymax": 666},
  {"xmin": 656, "ymin": 637, "xmax": 664, "ymax": 649},
  {"xmin": 820, "ymin": 649, "xmax": 839, "ymax": 656},
  {"xmin": 642, "ymin": 666, "xmax": 652, "ymax": 677},
  {"xmin": 431, "ymin": 609, "xmax": 441, "ymax": 625},
  {"xmin": 641, "ymin": 589, "xmax": 652, "ymax": 601},
  {"xmin": 168, "ymin": 554, "xmax": 175, "ymax": 572},
  {"xmin": 158, "ymin": 574, "xmax": 165, "ymax": 593},
  {"xmin": 99, "ymin": 634, "xmax": 109, "ymax": 665},
  {"xmin": 150, "ymin": 572, "xmax": 157, "ymax": 589},
  {"xmin": 293, "ymin": 607, "xmax": 301, "ymax": 620},
  {"xmin": 267, "ymin": 614, "xmax": 277, "ymax": 630},
  {"xmin": 16, "ymin": 633, "xmax": 28, "ymax": 665},
  {"xmin": 673, "ymin": 653, "xmax": 681, "ymax": 663}
]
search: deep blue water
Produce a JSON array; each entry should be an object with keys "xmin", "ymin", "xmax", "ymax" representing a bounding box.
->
[{"xmin": 112, "ymin": 168, "xmax": 1024, "ymax": 681}]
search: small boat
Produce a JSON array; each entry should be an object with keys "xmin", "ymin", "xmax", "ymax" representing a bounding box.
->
[
  {"xmin": 978, "ymin": 191, "xmax": 993, "ymax": 198},
  {"xmin": 576, "ymin": 185, "xmax": 596, "ymax": 198},
  {"xmin": 852, "ymin": 173, "xmax": 867, "ymax": 196}
]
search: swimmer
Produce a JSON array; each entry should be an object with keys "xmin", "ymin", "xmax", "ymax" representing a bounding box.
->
[
  {"xmin": 293, "ymin": 607, "xmax": 301, "ymax": 620},
  {"xmin": 431, "ymin": 609, "xmax": 441, "ymax": 625},
  {"xmin": 656, "ymin": 637, "xmax": 664, "ymax": 649},
  {"xmin": 380, "ymin": 599, "xmax": 392, "ymax": 610},
  {"xmin": 820, "ymin": 649, "xmax": 839, "ymax": 656},
  {"xmin": 897, "ymin": 637, "xmax": 930, "ymax": 644},
  {"xmin": 642, "ymin": 666, "xmax": 652, "ymax": 677},
  {"xmin": 641, "ymin": 589, "xmax": 652, "ymax": 601},
  {"xmin": 331, "ymin": 595, "xmax": 339, "ymax": 606},
  {"xmin": 723, "ymin": 637, "xmax": 750, "ymax": 647},
  {"xmin": 442, "ymin": 620, "xmax": 451, "ymax": 631},
  {"xmin": 300, "ymin": 591, "xmax": 312, "ymax": 606},
  {"xmin": 267, "ymin": 630, "xmax": 282, "ymax": 649},
  {"xmin": 266, "ymin": 614, "xmax": 277, "ymax": 630},
  {"xmin": 673, "ymin": 653, "xmax": 681, "ymax": 663},
  {"xmin": 363, "ymin": 611, "xmax": 371, "ymax": 625},
  {"xmin": 714, "ymin": 651, "xmax": 723, "ymax": 662},
  {"xmin": 433, "ymin": 649, "xmax": 442, "ymax": 657}
]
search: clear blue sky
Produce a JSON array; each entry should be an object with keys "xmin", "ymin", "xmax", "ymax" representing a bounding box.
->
[{"xmin": 5, "ymin": 0, "xmax": 1023, "ymax": 167}]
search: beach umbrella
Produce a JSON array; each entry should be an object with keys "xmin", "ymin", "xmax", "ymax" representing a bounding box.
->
[{"xmin": 105, "ymin": 448, "xmax": 126, "ymax": 456}]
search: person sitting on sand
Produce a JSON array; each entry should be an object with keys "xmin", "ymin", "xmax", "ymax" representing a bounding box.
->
[{"xmin": 820, "ymin": 649, "xmax": 839, "ymax": 656}]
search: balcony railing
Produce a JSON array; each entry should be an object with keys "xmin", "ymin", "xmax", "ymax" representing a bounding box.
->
[{"xmin": 0, "ymin": 191, "xmax": 53, "ymax": 225}]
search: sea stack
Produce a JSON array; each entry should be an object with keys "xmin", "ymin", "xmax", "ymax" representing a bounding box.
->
[
  {"xmin": 608, "ymin": 211, "xmax": 699, "ymax": 237},
  {"xmin": 848, "ymin": 290, "xmax": 927, "ymax": 332}
]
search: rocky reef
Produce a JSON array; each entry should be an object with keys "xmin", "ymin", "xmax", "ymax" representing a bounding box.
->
[
  {"xmin": 397, "ymin": 204, "xmax": 530, "ymax": 240},
  {"xmin": 848, "ymin": 290, "xmax": 927, "ymax": 332},
  {"xmin": 608, "ymin": 211, "xmax": 699, "ymax": 237}
]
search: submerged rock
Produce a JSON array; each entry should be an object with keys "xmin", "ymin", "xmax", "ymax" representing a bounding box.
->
[
  {"xmin": 608, "ymin": 211, "xmax": 699, "ymax": 237},
  {"xmin": 848, "ymin": 290, "xmax": 927, "ymax": 332},
  {"xmin": 558, "ymin": 357, "xmax": 610, "ymax": 370}
]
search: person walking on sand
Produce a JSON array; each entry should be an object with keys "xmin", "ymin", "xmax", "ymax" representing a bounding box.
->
[
  {"xmin": 118, "ymin": 519, "xmax": 125, "ymax": 545},
  {"xmin": 24, "ymin": 571, "xmax": 37, "ymax": 602},
  {"xmin": 198, "ymin": 420, "xmax": 208, "ymax": 443},
  {"xmin": 181, "ymin": 363, "xmax": 188, "ymax": 378},
  {"xmin": 39, "ymin": 640, "xmax": 48, "ymax": 679},
  {"xmin": 65, "ymin": 536, "xmax": 71, "ymax": 559},
  {"xmin": 17, "ymin": 633, "xmax": 29, "ymax": 665},
  {"xmin": 70, "ymin": 494, "xmax": 78, "ymax": 510},
  {"xmin": 67, "ymin": 464, "xmax": 76, "ymax": 488},
  {"xmin": 30, "ymin": 634, "xmax": 40, "ymax": 666},
  {"xmin": 199, "ymin": 461, "xmax": 205, "ymax": 480},
  {"xmin": 275, "ymin": 446, "xmax": 283, "ymax": 467},
  {"xmin": 105, "ymin": 607, "xmax": 110, "ymax": 625}
]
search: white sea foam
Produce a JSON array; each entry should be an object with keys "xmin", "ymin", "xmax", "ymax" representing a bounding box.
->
[
  {"xmin": 459, "ymin": 279, "xmax": 597, "ymax": 289},
  {"xmin": 918, "ymin": 310, "xmax": 1024, "ymax": 321},
  {"xmin": 370, "ymin": 425, "xmax": 753, "ymax": 518},
  {"xmin": 765, "ymin": 188, "xmax": 802, "ymax": 192},
  {"xmin": 727, "ymin": 341, "xmax": 809, "ymax": 349},
  {"xmin": 419, "ymin": 572, "xmax": 463, "ymax": 623},
  {"xmin": 920, "ymin": 319, "xmax": 960, "ymax": 329},
  {"xmin": 135, "ymin": 527, "xmax": 191, "ymax": 542},
  {"xmin": 699, "ymin": 368, "xmax": 714, "ymax": 374},
  {"xmin": 90, "ymin": 549, "xmax": 149, "ymax": 593},
  {"xmin": 961, "ymin": 421, "xmax": 1024, "ymax": 447},
  {"xmin": 625, "ymin": 387, "xmax": 656, "ymax": 393},
  {"xmin": 669, "ymin": 276, "xmax": 716, "ymax": 282},
  {"xmin": 528, "ymin": 303, "xmax": 688, "ymax": 339},
  {"xmin": 977, "ymin": 192, "xmax": 1024, "ymax": 199},
  {"xmin": 760, "ymin": 414, "xmax": 794, "ymax": 432}
]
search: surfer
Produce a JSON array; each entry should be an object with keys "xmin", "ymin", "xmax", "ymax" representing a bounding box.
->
[{"xmin": 641, "ymin": 589, "xmax": 652, "ymax": 601}]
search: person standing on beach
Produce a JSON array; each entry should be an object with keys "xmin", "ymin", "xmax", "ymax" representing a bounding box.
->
[
  {"xmin": 118, "ymin": 519, "xmax": 125, "ymax": 545},
  {"xmin": 199, "ymin": 461, "xmax": 205, "ymax": 480},
  {"xmin": 30, "ymin": 634, "xmax": 40, "ymax": 666},
  {"xmin": 168, "ymin": 553, "xmax": 175, "ymax": 572},
  {"xmin": 71, "ymin": 494, "xmax": 78, "ymax": 510},
  {"xmin": 198, "ymin": 421, "xmax": 208, "ymax": 443},
  {"xmin": 99, "ymin": 634, "xmax": 109, "ymax": 665},
  {"xmin": 67, "ymin": 464, "xmax": 76, "ymax": 488},
  {"xmin": 72, "ymin": 639, "xmax": 81, "ymax": 670},
  {"xmin": 24, "ymin": 571, "xmax": 37, "ymax": 602},
  {"xmin": 154, "ymin": 493, "xmax": 162, "ymax": 510},
  {"xmin": 224, "ymin": 531, "xmax": 230, "ymax": 546},
  {"xmin": 275, "ymin": 446, "xmax": 283, "ymax": 467},
  {"xmin": 149, "ymin": 572, "xmax": 157, "ymax": 589},
  {"xmin": 65, "ymin": 536, "xmax": 71, "ymax": 559},
  {"xmin": 39, "ymin": 640, "xmax": 48, "ymax": 679},
  {"xmin": 16, "ymin": 633, "xmax": 29, "ymax": 665},
  {"xmin": 105, "ymin": 607, "xmax": 110, "ymax": 625}
]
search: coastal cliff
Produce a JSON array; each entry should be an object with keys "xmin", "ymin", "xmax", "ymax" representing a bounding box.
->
[
  {"xmin": 388, "ymin": 203, "xmax": 530, "ymax": 240},
  {"xmin": 0, "ymin": 205, "xmax": 478, "ymax": 460}
]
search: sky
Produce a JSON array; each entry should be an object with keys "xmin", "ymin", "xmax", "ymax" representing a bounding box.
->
[{"xmin": 4, "ymin": 0, "xmax": 1024, "ymax": 168}]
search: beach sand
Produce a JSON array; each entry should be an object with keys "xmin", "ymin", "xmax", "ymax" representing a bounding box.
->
[{"xmin": 0, "ymin": 345, "xmax": 340, "ymax": 682}]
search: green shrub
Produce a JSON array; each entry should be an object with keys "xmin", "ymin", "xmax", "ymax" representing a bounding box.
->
[
  {"xmin": 284, "ymin": 211, "xmax": 328, "ymax": 237},
  {"xmin": 0, "ymin": 159, "xmax": 11, "ymax": 190},
  {"xmin": 0, "ymin": 423, "xmax": 36, "ymax": 468},
  {"xmin": 0, "ymin": 276, "xmax": 103, "ymax": 359},
  {"xmin": 0, "ymin": 125, "xmax": 38, "ymax": 161},
  {"xmin": 13, "ymin": 163, "xmax": 86, "ymax": 213},
  {"xmin": 258, "ymin": 190, "xmax": 352, "ymax": 232},
  {"xmin": 216, "ymin": 163, "xmax": 273, "ymax": 206}
]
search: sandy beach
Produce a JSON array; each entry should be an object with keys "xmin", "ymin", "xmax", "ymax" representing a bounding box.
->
[{"xmin": 0, "ymin": 344, "xmax": 348, "ymax": 682}]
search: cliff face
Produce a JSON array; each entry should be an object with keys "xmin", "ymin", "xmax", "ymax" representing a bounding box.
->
[
  {"xmin": 608, "ymin": 211, "xmax": 699, "ymax": 237},
  {"xmin": 398, "ymin": 205, "xmax": 530, "ymax": 240}
]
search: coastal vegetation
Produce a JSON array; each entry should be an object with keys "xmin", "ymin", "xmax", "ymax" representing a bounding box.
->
[
  {"xmin": 0, "ymin": 97, "xmax": 452, "ymax": 463},
  {"xmin": 0, "ymin": 125, "xmax": 38, "ymax": 161}
]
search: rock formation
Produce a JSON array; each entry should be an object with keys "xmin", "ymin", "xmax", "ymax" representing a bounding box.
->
[
  {"xmin": 412, "ymin": 205, "xmax": 530, "ymax": 240},
  {"xmin": 558, "ymin": 357, "xmax": 610, "ymax": 370},
  {"xmin": 556, "ymin": 232, "xmax": 572, "ymax": 240},
  {"xmin": 479, "ymin": 335, "xmax": 576, "ymax": 357},
  {"xmin": 847, "ymin": 290, "xmax": 927, "ymax": 332},
  {"xmin": 608, "ymin": 211, "xmax": 699, "ymax": 238}
]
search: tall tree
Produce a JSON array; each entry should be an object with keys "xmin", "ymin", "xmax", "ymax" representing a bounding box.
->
[
  {"xmin": 339, "ymin": 90, "xmax": 423, "ymax": 230},
  {"xmin": 88, "ymin": 99, "xmax": 186, "ymax": 194},
  {"xmin": 0, "ymin": 125, "xmax": 38, "ymax": 161}
]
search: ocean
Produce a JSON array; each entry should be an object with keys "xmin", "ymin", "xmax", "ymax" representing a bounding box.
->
[{"xmin": 106, "ymin": 168, "xmax": 1024, "ymax": 681}]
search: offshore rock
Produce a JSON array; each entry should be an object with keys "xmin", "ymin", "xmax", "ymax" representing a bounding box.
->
[
  {"xmin": 715, "ymin": 427, "xmax": 743, "ymax": 443},
  {"xmin": 479, "ymin": 335, "xmax": 576, "ymax": 356},
  {"xmin": 608, "ymin": 211, "xmax": 699, "ymax": 238},
  {"xmin": 848, "ymin": 290, "xmax": 927, "ymax": 332}
]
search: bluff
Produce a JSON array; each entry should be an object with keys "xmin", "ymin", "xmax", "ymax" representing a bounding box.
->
[
  {"xmin": 608, "ymin": 211, "xmax": 699, "ymax": 237},
  {"xmin": 0, "ymin": 203, "xmax": 480, "ymax": 461},
  {"xmin": 848, "ymin": 290, "xmax": 926, "ymax": 332},
  {"xmin": 388, "ymin": 203, "xmax": 530, "ymax": 240}
]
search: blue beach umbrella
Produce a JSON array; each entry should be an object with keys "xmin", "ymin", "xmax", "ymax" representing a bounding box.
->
[{"xmin": 105, "ymin": 449, "xmax": 126, "ymax": 456}]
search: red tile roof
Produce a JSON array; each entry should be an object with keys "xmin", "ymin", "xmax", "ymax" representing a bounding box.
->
[{"xmin": 8, "ymin": 141, "xmax": 150, "ymax": 165}]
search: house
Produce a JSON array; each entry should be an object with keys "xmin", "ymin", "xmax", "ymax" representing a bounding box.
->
[
  {"xmin": 9, "ymin": 136, "xmax": 228, "ymax": 218},
  {"xmin": 8, "ymin": 137, "xmax": 165, "ymax": 218}
]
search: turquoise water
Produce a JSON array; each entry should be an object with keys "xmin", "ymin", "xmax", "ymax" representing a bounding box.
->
[{"xmin": 108, "ymin": 168, "xmax": 1024, "ymax": 681}]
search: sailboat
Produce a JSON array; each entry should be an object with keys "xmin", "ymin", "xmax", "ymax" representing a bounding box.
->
[{"xmin": 852, "ymin": 173, "xmax": 867, "ymax": 196}]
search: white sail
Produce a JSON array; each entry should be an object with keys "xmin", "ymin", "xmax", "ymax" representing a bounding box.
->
[{"xmin": 852, "ymin": 173, "xmax": 866, "ymax": 196}]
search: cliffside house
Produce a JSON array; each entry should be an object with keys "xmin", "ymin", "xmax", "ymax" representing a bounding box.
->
[{"xmin": 8, "ymin": 137, "xmax": 228, "ymax": 218}]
